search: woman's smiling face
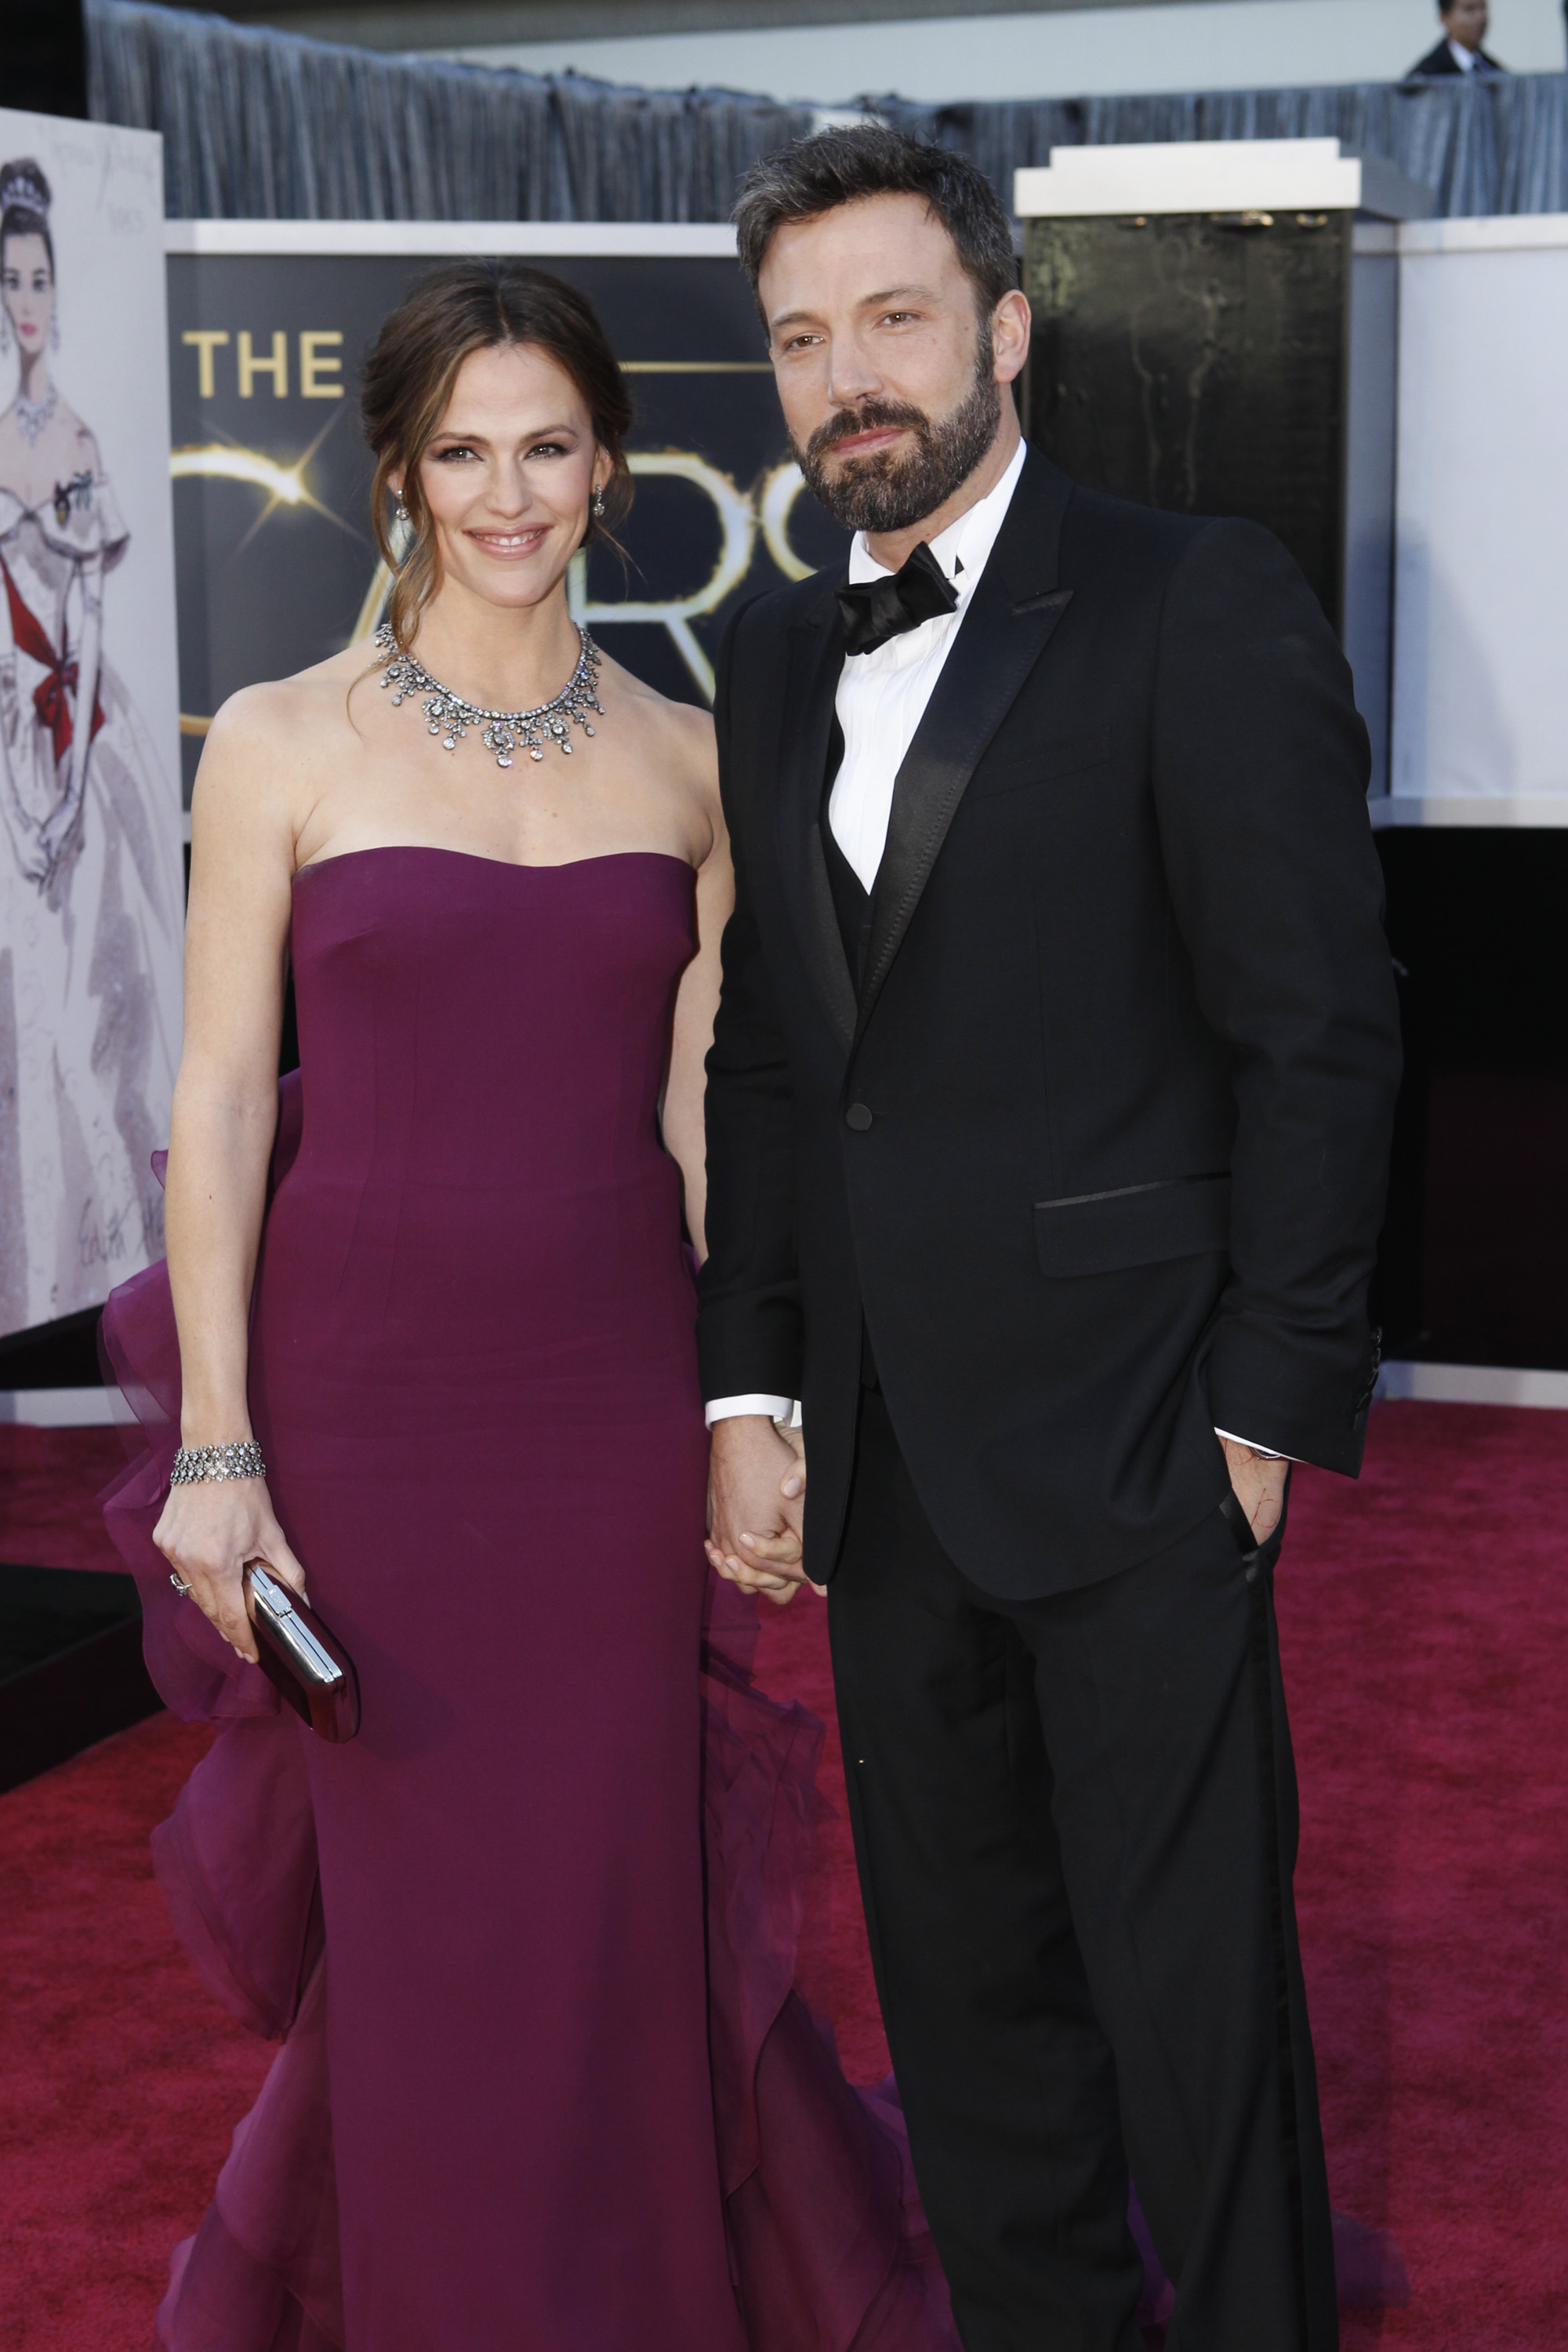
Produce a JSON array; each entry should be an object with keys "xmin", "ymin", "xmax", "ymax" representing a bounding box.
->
[
  {"xmin": 408, "ymin": 342, "xmax": 609, "ymax": 615},
  {"xmin": 2, "ymin": 232, "xmax": 54, "ymax": 361}
]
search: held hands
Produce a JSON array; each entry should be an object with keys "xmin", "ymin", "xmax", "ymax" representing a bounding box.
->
[
  {"xmin": 154, "ymin": 1472, "xmax": 309, "ymax": 1664},
  {"xmin": 706, "ymin": 1416, "xmax": 817, "ymax": 1608},
  {"xmin": 1219, "ymin": 1436, "xmax": 1288, "ymax": 1546}
]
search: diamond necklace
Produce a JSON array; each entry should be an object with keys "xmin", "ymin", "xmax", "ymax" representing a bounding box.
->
[
  {"xmin": 13, "ymin": 383, "xmax": 57, "ymax": 448},
  {"xmin": 374, "ymin": 622, "xmax": 603, "ymax": 770}
]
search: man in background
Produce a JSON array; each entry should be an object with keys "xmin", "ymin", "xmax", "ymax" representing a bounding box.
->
[{"xmin": 1408, "ymin": 0, "xmax": 1508, "ymax": 76}]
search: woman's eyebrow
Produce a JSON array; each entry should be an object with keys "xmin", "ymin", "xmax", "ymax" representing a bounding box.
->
[{"xmin": 428, "ymin": 421, "xmax": 579, "ymax": 442}]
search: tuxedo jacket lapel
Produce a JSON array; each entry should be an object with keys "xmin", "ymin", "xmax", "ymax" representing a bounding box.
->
[
  {"xmin": 856, "ymin": 452, "xmax": 1076, "ymax": 1048},
  {"xmin": 778, "ymin": 585, "xmax": 858, "ymax": 1056}
]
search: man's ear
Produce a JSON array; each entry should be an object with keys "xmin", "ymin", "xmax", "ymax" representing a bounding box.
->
[{"xmin": 992, "ymin": 289, "xmax": 1032, "ymax": 387}]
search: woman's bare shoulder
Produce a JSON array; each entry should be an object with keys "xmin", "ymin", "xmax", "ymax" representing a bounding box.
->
[
  {"xmin": 196, "ymin": 647, "xmax": 378, "ymax": 845},
  {"xmin": 205, "ymin": 644, "xmax": 378, "ymax": 752},
  {"xmin": 602, "ymin": 655, "xmax": 717, "ymax": 779}
]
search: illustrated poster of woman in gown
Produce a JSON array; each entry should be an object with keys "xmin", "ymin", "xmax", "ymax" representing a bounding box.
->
[{"xmin": 0, "ymin": 154, "xmax": 180, "ymax": 1334}]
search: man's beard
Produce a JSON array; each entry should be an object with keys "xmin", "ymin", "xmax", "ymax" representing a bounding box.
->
[{"xmin": 793, "ymin": 332, "xmax": 1003, "ymax": 536}]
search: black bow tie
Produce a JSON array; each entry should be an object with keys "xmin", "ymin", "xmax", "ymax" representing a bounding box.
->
[{"xmin": 836, "ymin": 540, "xmax": 959, "ymax": 657}]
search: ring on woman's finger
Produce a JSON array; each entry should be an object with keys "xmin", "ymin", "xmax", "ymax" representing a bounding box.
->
[{"xmin": 169, "ymin": 1571, "xmax": 192, "ymax": 1595}]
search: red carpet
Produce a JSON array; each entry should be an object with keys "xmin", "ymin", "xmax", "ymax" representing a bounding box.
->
[
  {"xmin": 0, "ymin": 1711, "xmax": 269, "ymax": 2350},
  {"xmin": 0, "ymin": 1425, "xmax": 129, "ymax": 1573},
  {"xmin": 2, "ymin": 1401, "xmax": 1565, "ymax": 2347}
]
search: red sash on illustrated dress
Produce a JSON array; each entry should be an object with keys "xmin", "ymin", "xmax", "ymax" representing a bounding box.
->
[{"xmin": 2, "ymin": 554, "xmax": 105, "ymax": 761}]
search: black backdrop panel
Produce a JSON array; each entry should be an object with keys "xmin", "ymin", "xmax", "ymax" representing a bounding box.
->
[
  {"xmin": 1023, "ymin": 213, "xmax": 1350, "ymax": 626},
  {"xmin": 166, "ymin": 249, "xmax": 847, "ymax": 799},
  {"xmin": 1375, "ymin": 830, "xmax": 1568, "ymax": 1371}
]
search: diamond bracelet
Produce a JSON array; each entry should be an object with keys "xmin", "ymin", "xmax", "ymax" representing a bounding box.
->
[{"xmin": 169, "ymin": 1440, "xmax": 267, "ymax": 1486}]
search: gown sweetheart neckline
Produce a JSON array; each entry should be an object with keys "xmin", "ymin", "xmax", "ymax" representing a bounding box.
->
[{"xmin": 292, "ymin": 843, "xmax": 696, "ymax": 883}]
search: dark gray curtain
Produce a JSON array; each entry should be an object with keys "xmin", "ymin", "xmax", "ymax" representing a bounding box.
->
[
  {"xmin": 87, "ymin": 0, "xmax": 1568, "ymax": 222},
  {"xmin": 85, "ymin": 0, "xmax": 812, "ymax": 220}
]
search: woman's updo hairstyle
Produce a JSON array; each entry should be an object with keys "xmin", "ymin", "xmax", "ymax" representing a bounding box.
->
[
  {"xmin": 361, "ymin": 261, "xmax": 633, "ymax": 652},
  {"xmin": 0, "ymin": 158, "xmax": 55, "ymax": 276}
]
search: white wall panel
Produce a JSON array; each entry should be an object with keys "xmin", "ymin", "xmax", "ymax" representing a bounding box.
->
[{"xmin": 1392, "ymin": 221, "xmax": 1568, "ymax": 804}]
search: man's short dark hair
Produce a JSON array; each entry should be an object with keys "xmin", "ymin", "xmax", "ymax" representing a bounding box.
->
[{"xmin": 733, "ymin": 124, "xmax": 1016, "ymax": 325}]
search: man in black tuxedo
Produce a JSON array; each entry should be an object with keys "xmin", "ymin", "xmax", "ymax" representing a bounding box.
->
[
  {"xmin": 1408, "ymin": 0, "xmax": 1508, "ymax": 75},
  {"xmin": 700, "ymin": 125, "xmax": 1400, "ymax": 2350}
]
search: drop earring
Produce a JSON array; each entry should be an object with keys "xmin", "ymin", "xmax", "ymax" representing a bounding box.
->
[
  {"xmin": 395, "ymin": 500, "xmax": 408, "ymax": 523},
  {"xmin": 591, "ymin": 489, "xmax": 605, "ymax": 520},
  {"xmin": 0, "ymin": 310, "xmax": 9, "ymax": 355},
  {"xmin": 49, "ymin": 309, "xmax": 59, "ymax": 352}
]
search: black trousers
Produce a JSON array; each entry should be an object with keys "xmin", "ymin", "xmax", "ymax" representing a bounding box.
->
[{"xmin": 827, "ymin": 1387, "xmax": 1338, "ymax": 2352}]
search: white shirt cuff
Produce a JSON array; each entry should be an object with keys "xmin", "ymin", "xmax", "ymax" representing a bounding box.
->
[
  {"xmin": 705, "ymin": 1393, "xmax": 796, "ymax": 1428},
  {"xmin": 1214, "ymin": 1427, "xmax": 1297, "ymax": 1463}
]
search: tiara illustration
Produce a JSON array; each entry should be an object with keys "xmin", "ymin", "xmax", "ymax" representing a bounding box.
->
[{"xmin": 0, "ymin": 161, "xmax": 51, "ymax": 219}]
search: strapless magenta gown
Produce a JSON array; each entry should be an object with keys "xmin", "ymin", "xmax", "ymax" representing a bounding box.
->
[{"xmin": 101, "ymin": 848, "xmax": 958, "ymax": 2352}]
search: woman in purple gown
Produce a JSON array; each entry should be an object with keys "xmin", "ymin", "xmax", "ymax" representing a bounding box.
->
[{"xmin": 101, "ymin": 265, "xmax": 957, "ymax": 2351}]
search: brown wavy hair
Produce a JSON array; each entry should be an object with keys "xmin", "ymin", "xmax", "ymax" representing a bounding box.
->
[{"xmin": 360, "ymin": 261, "xmax": 633, "ymax": 651}]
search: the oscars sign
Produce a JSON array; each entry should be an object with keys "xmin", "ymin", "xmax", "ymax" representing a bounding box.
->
[{"xmin": 165, "ymin": 223, "xmax": 849, "ymax": 802}]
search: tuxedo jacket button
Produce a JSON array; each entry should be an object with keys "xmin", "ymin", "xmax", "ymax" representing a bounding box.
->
[{"xmin": 846, "ymin": 1102, "xmax": 873, "ymax": 1131}]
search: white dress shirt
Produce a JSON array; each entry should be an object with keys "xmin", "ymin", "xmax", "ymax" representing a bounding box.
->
[
  {"xmin": 828, "ymin": 437, "xmax": 1028, "ymax": 891},
  {"xmin": 703, "ymin": 441, "xmax": 1286, "ymax": 1461},
  {"xmin": 1448, "ymin": 38, "xmax": 1479, "ymax": 70}
]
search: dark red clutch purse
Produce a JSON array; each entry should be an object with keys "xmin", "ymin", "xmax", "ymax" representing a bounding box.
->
[{"xmin": 245, "ymin": 1560, "xmax": 361, "ymax": 1743}]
